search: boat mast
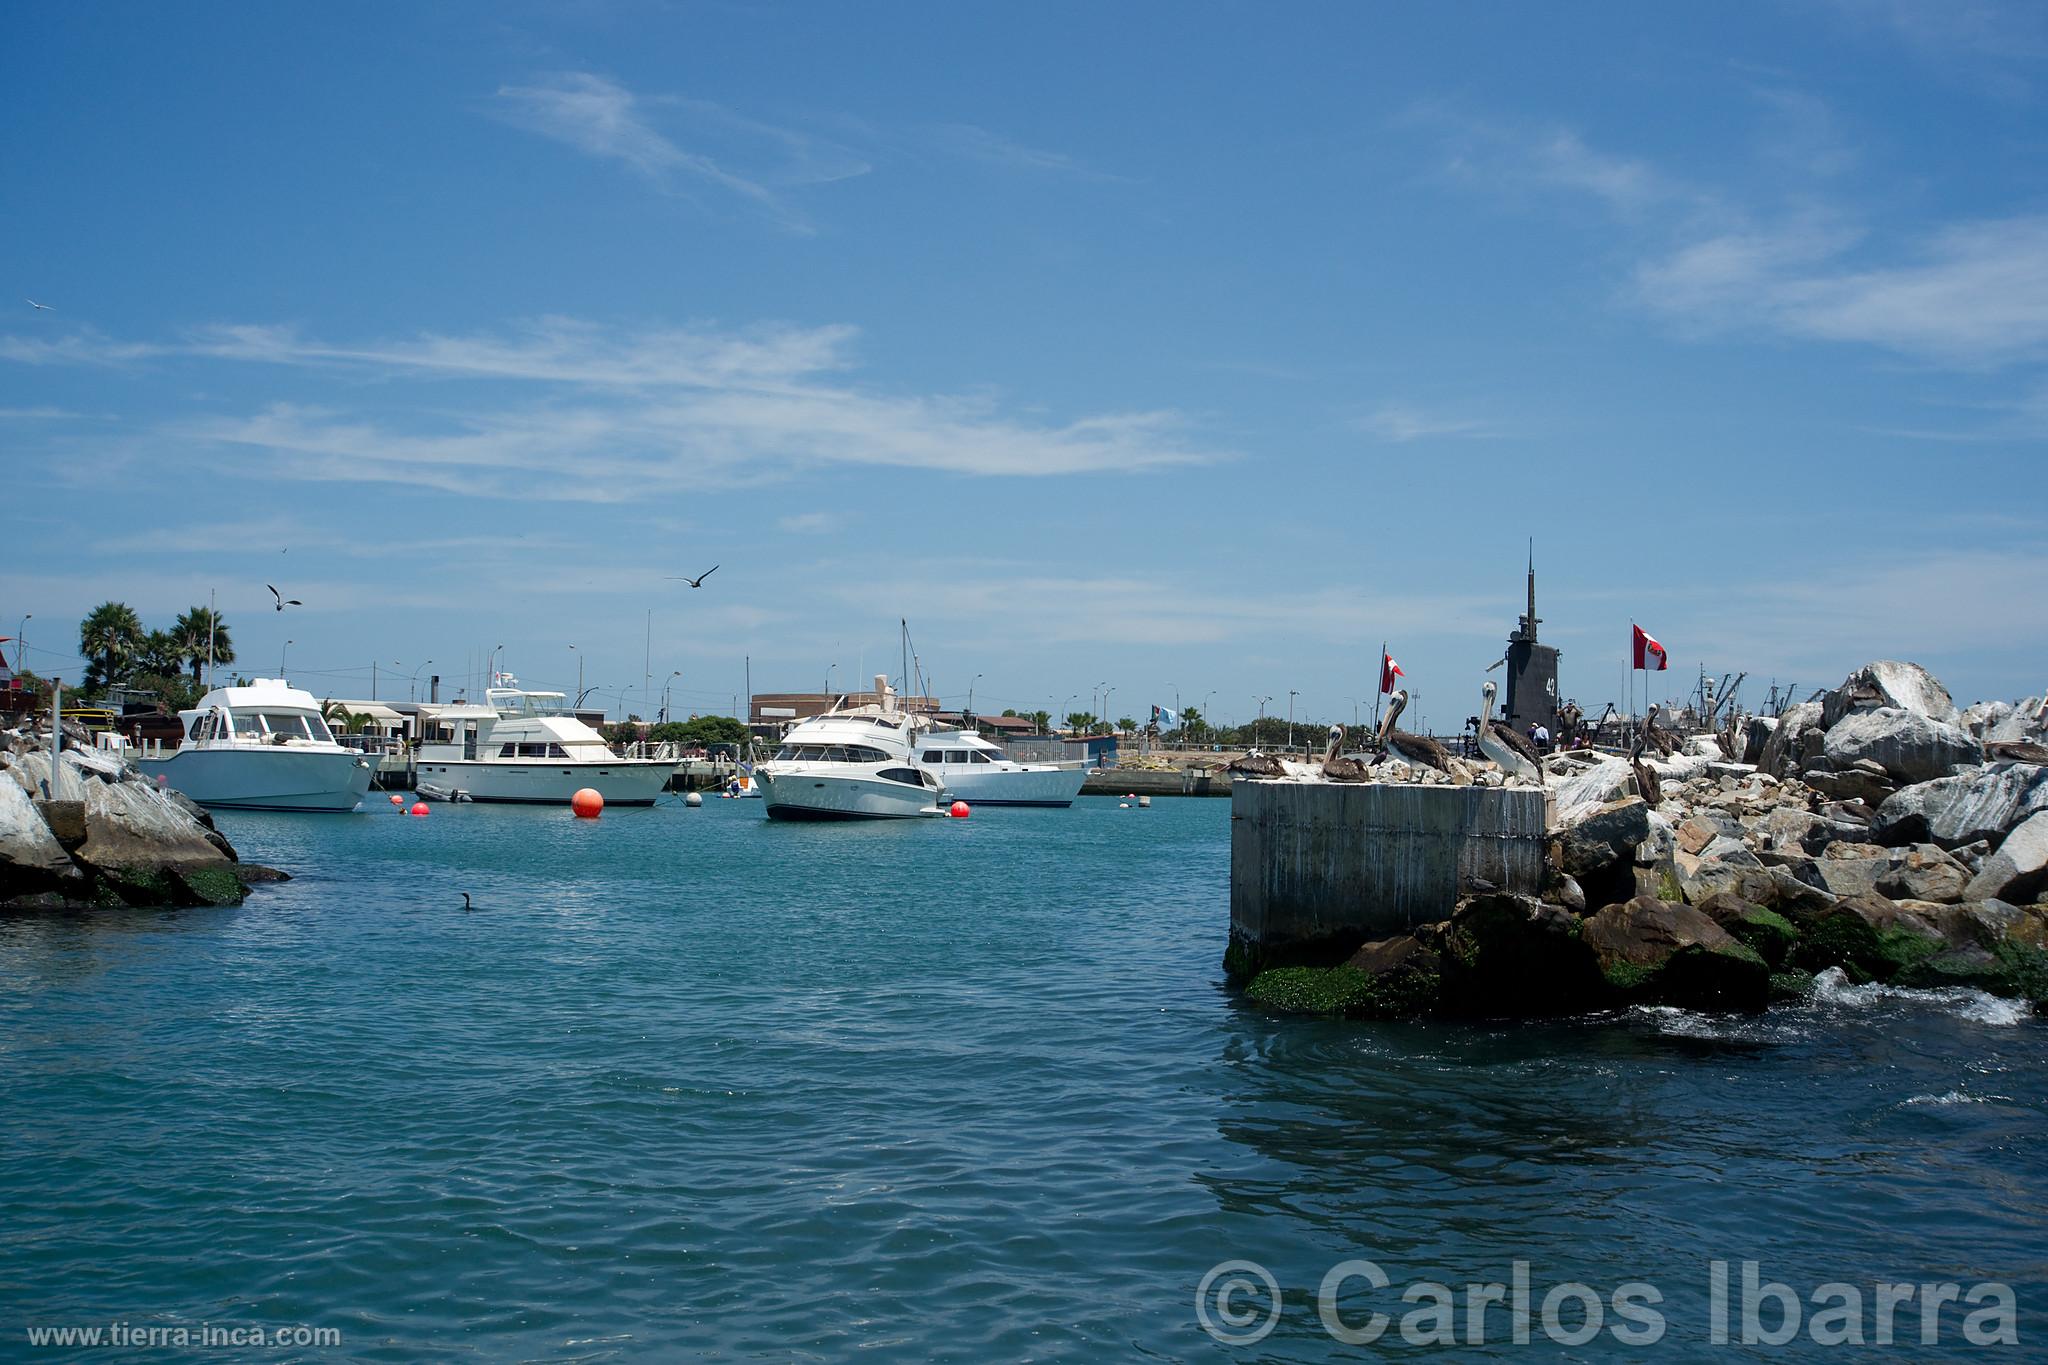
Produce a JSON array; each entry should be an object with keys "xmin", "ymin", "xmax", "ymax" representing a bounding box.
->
[{"xmin": 205, "ymin": 587, "xmax": 217, "ymax": 689}]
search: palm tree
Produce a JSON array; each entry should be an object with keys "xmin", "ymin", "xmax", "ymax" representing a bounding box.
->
[
  {"xmin": 1117, "ymin": 716, "xmax": 1137, "ymax": 737},
  {"xmin": 172, "ymin": 605, "xmax": 232, "ymax": 682},
  {"xmin": 320, "ymin": 698, "xmax": 369, "ymax": 735},
  {"xmin": 1029, "ymin": 709, "xmax": 1051, "ymax": 734},
  {"xmin": 78, "ymin": 601, "xmax": 144, "ymax": 692},
  {"xmin": 1180, "ymin": 705, "xmax": 1204, "ymax": 742},
  {"xmin": 1065, "ymin": 711, "xmax": 1095, "ymax": 735},
  {"xmin": 135, "ymin": 629, "xmax": 185, "ymax": 678}
]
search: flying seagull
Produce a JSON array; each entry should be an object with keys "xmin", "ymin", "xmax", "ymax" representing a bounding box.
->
[
  {"xmin": 267, "ymin": 584, "xmax": 302, "ymax": 612},
  {"xmin": 25, "ymin": 299, "xmax": 52, "ymax": 311},
  {"xmin": 666, "ymin": 564, "xmax": 719, "ymax": 588}
]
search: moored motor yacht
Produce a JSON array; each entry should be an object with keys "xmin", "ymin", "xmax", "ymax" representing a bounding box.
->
[
  {"xmin": 413, "ymin": 686, "xmax": 673, "ymax": 805},
  {"xmin": 131, "ymin": 678, "xmax": 376, "ymax": 812},
  {"xmin": 753, "ymin": 676, "xmax": 946, "ymax": 820},
  {"xmin": 915, "ymin": 727, "xmax": 1087, "ymax": 807}
]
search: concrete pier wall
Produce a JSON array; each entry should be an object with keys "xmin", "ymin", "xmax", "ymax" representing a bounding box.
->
[{"xmin": 1228, "ymin": 781, "xmax": 1548, "ymax": 976}]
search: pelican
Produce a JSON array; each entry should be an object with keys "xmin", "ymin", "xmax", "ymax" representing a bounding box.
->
[
  {"xmin": 1477, "ymin": 681, "xmax": 1541, "ymax": 783},
  {"xmin": 665, "ymin": 564, "xmax": 719, "ymax": 588},
  {"xmin": 267, "ymin": 584, "xmax": 302, "ymax": 612},
  {"xmin": 1376, "ymin": 690, "xmax": 1452, "ymax": 774},
  {"xmin": 1226, "ymin": 749, "xmax": 1288, "ymax": 779},
  {"xmin": 1641, "ymin": 704, "xmax": 1680, "ymax": 757},
  {"xmin": 1630, "ymin": 734, "xmax": 1663, "ymax": 806},
  {"xmin": 1320, "ymin": 724, "xmax": 1372, "ymax": 782}
]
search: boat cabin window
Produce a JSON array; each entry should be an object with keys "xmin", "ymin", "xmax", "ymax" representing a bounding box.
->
[
  {"xmin": 876, "ymin": 766, "xmax": 932, "ymax": 787},
  {"xmin": 921, "ymin": 750, "xmax": 943, "ymax": 763},
  {"xmin": 970, "ymin": 750, "xmax": 993, "ymax": 763},
  {"xmin": 775, "ymin": 743, "xmax": 888, "ymax": 763},
  {"xmin": 945, "ymin": 750, "xmax": 969, "ymax": 763}
]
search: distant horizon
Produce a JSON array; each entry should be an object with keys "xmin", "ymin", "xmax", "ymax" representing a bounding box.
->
[{"xmin": 5, "ymin": 4, "xmax": 2043, "ymax": 722}]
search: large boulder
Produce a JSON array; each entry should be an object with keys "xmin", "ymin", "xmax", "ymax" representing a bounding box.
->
[
  {"xmin": 0, "ymin": 772, "xmax": 79, "ymax": 899},
  {"xmin": 1758, "ymin": 701, "xmax": 1824, "ymax": 779},
  {"xmin": 1822, "ymin": 708, "xmax": 1980, "ymax": 786},
  {"xmin": 1875, "ymin": 843, "xmax": 1972, "ymax": 904},
  {"xmin": 1439, "ymin": 893, "xmax": 1605, "ymax": 1016},
  {"xmin": 1581, "ymin": 896, "xmax": 1770, "ymax": 1011},
  {"xmin": 1552, "ymin": 758, "xmax": 1632, "ymax": 827},
  {"xmin": 1741, "ymin": 715, "xmax": 1778, "ymax": 767},
  {"xmin": 1875, "ymin": 762, "xmax": 2048, "ymax": 848},
  {"xmin": 1696, "ymin": 891, "xmax": 1800, "ymax": 968},
  {"xmin": 1962, "ymin": 810, "xmax": 2048, "ymax": 905},
  {"xmin": 70, "ymin": 778, "xmax": 244, "ymax": 906},
  {"xmin": 1793, "ymin": 892, "xmax": 1947, "ymax": 983},
  {"xmin": 1821, "ymin": 661, "xmax": 1959, "ymax": 729}
]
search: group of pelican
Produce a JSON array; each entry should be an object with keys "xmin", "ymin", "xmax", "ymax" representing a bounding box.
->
[{"xmin": 1242, "ymin": 679, "xmax": 1551, "ymax": 785}]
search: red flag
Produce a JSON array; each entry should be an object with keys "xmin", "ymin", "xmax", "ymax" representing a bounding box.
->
[
  {"xmin": 1632, "ymin": 624, "xmax": 1667, "ymax": 672},
  {"xmin": 1379, "ymin": 652, "xmax": 1404, "ymax": 694}
]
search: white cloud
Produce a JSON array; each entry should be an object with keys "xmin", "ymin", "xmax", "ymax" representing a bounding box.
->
[
  {"xmin": 5, "ymin": 317, "xmax": 1224, "ymax": 497},
  {"xmin": 776, "ymin": 511, "xmax": 835, "ymax": 533},
  {"xmin": 1638, "ymin": 215, "xmax": 2048, "ymax": 362},
  {"xmin": 928, "ymin": 123, "xmax": 1121, "ymax": 180},
  {"xmin": 1356, "ymin": 404, "xmax": 1504, "ymax": 443}
]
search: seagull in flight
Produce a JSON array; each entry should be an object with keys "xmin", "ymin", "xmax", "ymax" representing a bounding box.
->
[
  {"xmin": 25, "ymin": 299, "xmax": 53, "ymax": 311},
  {"xmin": 267, "ymin": 584, "xmax": 302, "ymax": 612},
  {"xmin": 666, "ymin": 564, "xmax": 720, "ymax": 588}
]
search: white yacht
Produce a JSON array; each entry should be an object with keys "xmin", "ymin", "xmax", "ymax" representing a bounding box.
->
[
  {"xmin": 413, "ymin": 687, "xmax": 673, "ymax": 806},
  {"xmin": 915, "ymin": 727, "xmax": 1088, "ymax": 807},
  {"xmin": 131, "ymin": 678, "xmax": 376, "ymax": 812},
  {"xmin": 753, "ymin": 677, "xmax": 947, "ymax": 820}
]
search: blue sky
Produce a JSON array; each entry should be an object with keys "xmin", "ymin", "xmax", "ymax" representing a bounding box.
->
[{"xmin": 4, "ymin": 2, "xmax": 2045, "ymax": 729}]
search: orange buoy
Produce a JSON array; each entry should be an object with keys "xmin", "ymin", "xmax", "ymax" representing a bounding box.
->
[
  {"xmin": 389, "ymin": 793, "xmax": 404, "ymax": 806},
  {"xmin": 409, "ymin": 802, "xmax": 429, "ymax": 817},
  {"xmin": 949, "ymin": 800, "xmax": 971, "ymax": 818},
  {"xmin": 571, "ymin": 787, "xmax": 604, "ymax": 818}
]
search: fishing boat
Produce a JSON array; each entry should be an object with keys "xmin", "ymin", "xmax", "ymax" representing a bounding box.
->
[
  {"xmin": 413, "ymin": 686, "xmax": 672, "ymax": 805},
  {"xmin": 131, "ymin": 678, "xmax": 376, "ymax": 812},
  {"xmin": 753, "ymin": 675, "xmax": 946, "ymax": 820}
]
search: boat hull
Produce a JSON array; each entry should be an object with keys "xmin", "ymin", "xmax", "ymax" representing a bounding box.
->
[
  {"xmin": 755, "ymin": 768, "xmax": 943, "ymax": 820},
  {"xmin": 412, "ymin": 759, "xmax": 673, "ymax": 806},
  {"xmin": 922, "ymin": 764, "xmax": 1087, "ymax": 807},
  {"xmin": 134, "ymin": 749, "xmax": 375, "ymax": 812}
]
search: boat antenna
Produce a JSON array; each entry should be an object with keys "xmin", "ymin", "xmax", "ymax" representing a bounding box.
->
[{"xmin": 205, "ymin": 587, "xmax": 217, "ymax": 690}]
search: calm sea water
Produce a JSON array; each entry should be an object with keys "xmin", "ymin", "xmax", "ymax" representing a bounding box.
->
[{"xmin": 3, "ymin": 795, "xmax": 2045, "ymax": 1360}]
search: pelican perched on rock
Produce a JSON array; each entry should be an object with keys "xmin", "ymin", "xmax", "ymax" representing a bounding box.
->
[
  {"xmin": 1641, "ymin": 704, "xmax": 1680, "ymax": 758},
  {"xmin": 1227, "ymin": 749, "xmax": 1288, "ymax": 779},
  {"xmin": 1321, "ymin": 724, "xmax": 1372, "ymax": 782},
  {"xmin": 1376, "ymin": 690, "xmax": 1452, "ymax": 774},
  {"xmin": 1477, "ymin": 681, "xmax": 1542, "ymax": 783}
]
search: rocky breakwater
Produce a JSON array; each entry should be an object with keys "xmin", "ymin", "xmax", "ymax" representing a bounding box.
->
[
  {"xmin": 1238, "ymin": 661, "xmax": 2048, "ymax": 1020},
  {"xmin": 0, "ymin": 727, "xmax": 287, "ymax": 910}
]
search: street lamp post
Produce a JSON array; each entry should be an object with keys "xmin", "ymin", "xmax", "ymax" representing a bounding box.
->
[
  {"xmin": 567, "ymin": 645, "xmax": 583, "ymax": 706},
  {"xmin": 281, "ymin": 639, "xmax": 294, "ymax": 677},
  {"xmin": 1102, "ymin": 686, "xmax": 1115, "ymax": 735},
  {"xmin": 410, "ymin": 659, "xmax": 434, "ymax": 703},
  {"xmin": 14, "ymin": 614, "xmax": 28, "ymax": 674},
  {"xmin": 968, "ymin": 673, "xmax": 982, "ymax": 716},
  {"xmin": 1255, "ymin": 695, "xmax": 1271, "ymax": 747},
  {"xmin": 662, "ymin": 670, "xmax": 681, "ymax": 723},
  {"xmin": 1288, "ymin": 690, "xmax": 1298, "ymax": 755}
]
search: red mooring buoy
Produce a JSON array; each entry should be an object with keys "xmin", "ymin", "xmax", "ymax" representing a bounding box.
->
[
  {"xmin": 409, "ymin": 802, "xmax": 430, "ymax": 817},
  {"xmin": 949, "ymin": 800, "xmax": 971, "ymax": 818},
  {"xmin": 571, "ymin": 787, "xmax": 604, "ymax": 818}
]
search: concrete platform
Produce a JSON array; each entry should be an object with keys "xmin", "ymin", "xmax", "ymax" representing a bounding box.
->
[{"xmin": 1228, "ymin": 780, "xmax": 1547, "ymax": 976}]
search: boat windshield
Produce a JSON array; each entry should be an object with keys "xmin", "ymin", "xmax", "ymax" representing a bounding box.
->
[
  {"xmin": 774, "ymin": 743, "xmax": 892, "ymax": 763},
  {"xmin": 226, "ymin": 711, "xmax": 334, "ymax": 742},
  {"xmin": 489, "ymin": 690, "xmax": 569, "ymax": 718}
]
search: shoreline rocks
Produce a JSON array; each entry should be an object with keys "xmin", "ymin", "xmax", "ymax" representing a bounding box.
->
[
  {"xmin": 2, "ymin": 730, "xmax": 286, "ymax": 911},
  {"xmin": 1235, "ymin": 659, "xmax": 2048, "ymax": 1021}
]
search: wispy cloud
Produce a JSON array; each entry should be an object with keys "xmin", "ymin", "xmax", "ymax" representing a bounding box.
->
[
  {"xmin": 775, "ymin": 511, "xmax": 835, "ymax": 534},
  {"xmin": 488, "ymin": 73, "xmax": 864, "ymax": 232},
  {"xmin": 927, "ymin": 123, "xmax": 1122, "ymax": 181},
  {"xmin": 1638, "ymin": 215, "xmax": 2048, "ymax": 363},
  {"xmin": 1355, "ymin": 404, "xmax": 1505, "ymax": 443},
  {"xmin": 3, "ymin": 317, "xmax": 1225, "ymax": 498}
]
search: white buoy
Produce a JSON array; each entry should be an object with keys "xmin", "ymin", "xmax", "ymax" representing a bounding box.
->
[
  {"xmin": 685, "ymin": 791, "xmax": 704, "ymax": 807},
  {"xmin": 1119, "ymin": 801, "xmax": 1130, "ymax": 808},
  {"xmin": 1138, "ymin": 795, "xmax": 1151, "ymax": 807}
]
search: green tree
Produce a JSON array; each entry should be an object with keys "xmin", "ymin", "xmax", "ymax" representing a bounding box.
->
[
  {"xmin": 1000, "ymin": 708, "xmax": 1019, "ymax": 718},
  {"xmin": 1117, "ymin": 716, "xmax": 1136, "ymax": 736},
  {"xmin": 1029, "ymin": 710, "xmax": 1051, "ymax": 733},
  {"xmin": 320, "ymin": 699, "xmax": 370, "ymax": 734},
  {"xmin": 172, "ymin": 605, "xmax": 233, "ymax": 682},
  {"xmin": 78, "ymin": 601, "xmax": 144, "ymax": 692},
  {"xmin": 135, "ymin": 629, "xmax": 185, "ymax": 678},
  {"xmin": 1065, "ymin": 711, "xmax": 1095, "ymax": 734},
  {"xmin": 1179, "ymin": 706, "xmax": 1205, "ymax": 743}
]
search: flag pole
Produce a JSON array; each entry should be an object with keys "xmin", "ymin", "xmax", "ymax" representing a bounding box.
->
[{"xmin": 1373, "ymin": 639, "xmax": 1385, "ymax": 736}]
